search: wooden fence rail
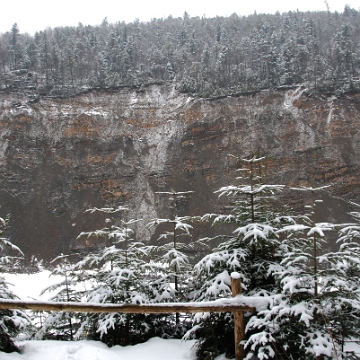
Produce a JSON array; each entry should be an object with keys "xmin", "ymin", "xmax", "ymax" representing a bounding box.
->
[
  {"xmin": 0, "ymin": 274, "xmax": 253, "ymax": 360},
  {"xmin": 0, "ymin": 300, "xmax": 254, "ymax": 314}
]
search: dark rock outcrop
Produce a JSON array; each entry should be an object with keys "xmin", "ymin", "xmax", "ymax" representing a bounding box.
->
[{"xmin": 0, "ymin": 85, "xmax": 359, "ymax": 261}]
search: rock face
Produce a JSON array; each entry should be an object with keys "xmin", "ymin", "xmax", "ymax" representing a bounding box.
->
[{"xmin": 0, "ymin": 85, "xmax": 360, "ymax": 261}]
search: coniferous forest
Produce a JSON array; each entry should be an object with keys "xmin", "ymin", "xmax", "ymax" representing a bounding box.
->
[
  {"xmin": 1, "ymin": 6, "xmax": 360, "ymax": 360},
  {"xmin": 0, "ymin": 6, "xmax": 359, "ymax": 98}
]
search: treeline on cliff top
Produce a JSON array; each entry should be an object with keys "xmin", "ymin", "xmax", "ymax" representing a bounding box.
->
[{"xmin": 0, "ymin": 6, "xmax": 359, "ymax": 98}]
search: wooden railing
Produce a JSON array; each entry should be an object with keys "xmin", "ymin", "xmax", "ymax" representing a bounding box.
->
[{"xmin": 0, "ymin": 274, "xmax": 253, "ymax": 360}]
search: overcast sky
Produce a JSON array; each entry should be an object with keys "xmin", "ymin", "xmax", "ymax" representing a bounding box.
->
[{"xmin": 1, "ymin": 0, "xmax": 359, "ymax": 35}]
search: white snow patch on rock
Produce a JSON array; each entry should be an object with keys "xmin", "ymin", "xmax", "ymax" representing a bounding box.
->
[
  {"xmin": 326, "ymin": 95, "xmax": 337, "ymax": 124},
  {"xmin": 283, "ymin": 86, "xmax": 307, "ymax": 117}
]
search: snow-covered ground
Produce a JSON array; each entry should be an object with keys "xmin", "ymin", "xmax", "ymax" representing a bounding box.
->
[
  {"xmin": 4, "ymin": 271, "xmax": 62, "ymax": 301},
  {"xmin": 0, "ymin": 338, "xmax": 198, "ymax": 360},
  {"xmin": 1, "ymin": 272, "xmax": 202, "ymax": 360}
]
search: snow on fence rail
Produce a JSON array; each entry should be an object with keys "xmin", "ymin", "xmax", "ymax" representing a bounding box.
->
[
  {"xmin": 0, "ymin": 274, "xmax": 253, "ymax": 360},
  {"xmin": 0, "ymin": 299, "xmax": 254, "ymax": 314}
]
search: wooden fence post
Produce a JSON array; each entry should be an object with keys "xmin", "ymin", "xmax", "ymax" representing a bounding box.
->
[{"xmin": 231, "ymin": 272, "xmax": 244, "ymax": 360}]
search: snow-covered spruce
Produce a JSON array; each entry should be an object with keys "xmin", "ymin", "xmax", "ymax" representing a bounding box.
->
[
  {"xmin": 36, "ymin": 254, "xmax": 85, "ymax": 341},
  {"xmin": 188, "ymin": 155, "xmax": 294, "ymax": 359},
  {"xmin": 0, "ymin": 214, "xmax": 31, "ymax": 352},
  {"xmin": 245, "ymin": 188, "xmax": 360, "ymax": 359},
  {"xmin": 147, "ymin": 189, "xmax": 201, "ymax": 337},
  {"xmin": 61, "ymin": 206, "xmax": 157, "ymax": 346}
]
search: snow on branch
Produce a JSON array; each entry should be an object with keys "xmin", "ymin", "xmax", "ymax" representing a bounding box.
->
[
  {"xmin": 291, "ymin": 185, "xmax": 332, "ymax": 192},
  {"xmin": 85, "ymin": 206, "xmax": 130, "ymax": 214}
]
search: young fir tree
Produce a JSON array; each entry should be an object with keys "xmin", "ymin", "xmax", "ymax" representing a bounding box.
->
[
  {"xmin": 188, "ymin": 155, "xmax": 292, "ymax": 359},
  {"xmin": 303, "ymin": 201, "xmax": 360, "ymax": 359},
  {"xmin": 0, "ymin": 214, "xmax": 31, "ymax": 352},
  {"xmin": 333, "ymin": 208, "xmax": 360, "ymax": 356},
  {"xmin": 245, "ymin": 187, "xmax": 360, "ymax": 359},
  {"xmin": 243, "ymin": 185, "xmax": 333, "ymax": 359},
  {"xmin": 71, "ymin": 205, "xmax": 156, "ymax": 346},
  {"xmin": 147, "ymin": 189, "xmax": 198, "ymax": 337},
  {"xmin": 36, "ymin": 254, "xmax": 83, "ymax": 341}
]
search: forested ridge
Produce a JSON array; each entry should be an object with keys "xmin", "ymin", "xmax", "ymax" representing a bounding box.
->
[
  {"xmin": 0, "ymin": 6, "xmax": 360, "ymax": 99},
  {"xmin": 1, "ymin": 7, "xmax": 360, "ymax": 360}
]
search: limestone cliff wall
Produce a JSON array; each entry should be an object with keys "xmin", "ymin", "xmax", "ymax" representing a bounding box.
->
[{"xmin": 0, "ymin": 85, "xmax": 359, "ymax": 261}]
